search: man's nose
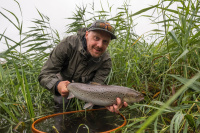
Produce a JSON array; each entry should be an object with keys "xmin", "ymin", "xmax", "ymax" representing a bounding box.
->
[{"xmin": 97, "ymin": 41, "xmax": 103, "ymax": 48}]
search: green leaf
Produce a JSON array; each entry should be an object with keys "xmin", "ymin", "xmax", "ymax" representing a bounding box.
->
[
  {"xmin": 136, "ymin": 72, "xmax": 200, "ymax": 133},
  {"xmin": 184, "ymin": 114, "xmax": 196, "ymax": 129},
  {"xmin": 168, "ymin": 74, "xmax": 200, "ymax": 92},
  {"xmin": 130, "ymin": 4, "xmax": 159, "ymax": 17},
  {"xmin": 168, "ymin": 31, "xmax": 180, "ymax": 46},
  {"xmin": 196, "ymin": 116, "xmax": 200, "ymax": 128},
  {"xmin": 0, "ymin": 100, "xmax": 19, "ymax": 123},
  {"xmin": 0, "ymin": 9, "xmax": 20, "ymax": 30}
]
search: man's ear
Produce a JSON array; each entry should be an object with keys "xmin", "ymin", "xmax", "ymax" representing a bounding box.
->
[{"xmin": 85, "ymin": 31, "xmax": 89, "ymax": 39}]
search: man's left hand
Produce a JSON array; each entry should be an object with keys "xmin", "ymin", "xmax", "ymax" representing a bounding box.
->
[{"xmin": 106, "ymin": 98, "xmax": 128, "ymax": 113}]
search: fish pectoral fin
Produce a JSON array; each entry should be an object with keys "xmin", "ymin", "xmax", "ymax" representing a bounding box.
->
[
  {"xmin": 83, "ymin": 103, "xmax": 94, "ymax": 109},
  {"xmin": 67, "ymin": 92, "xmax": 75, "ymax": 99},
  {"xmin": 89, "ymin": 82, "xmax": 101, "ymax": 85}
]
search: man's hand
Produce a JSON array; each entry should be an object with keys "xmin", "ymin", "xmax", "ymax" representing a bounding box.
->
[
  {"xmin": 106, "ymin": 97, "xmax": 128, "ymax": 113},
  {"xmin": 57, "ymin": 80, "xmax": 70, "ymax": 97}
]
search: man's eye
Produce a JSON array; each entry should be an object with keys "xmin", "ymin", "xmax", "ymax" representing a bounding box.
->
[
  {"xmin": 94, "ymin": 36, "xmax": 99, "ymax": 40},
  {"xmin": 103, "ymin": 41, "xmax": 109, "ymax": 45}
]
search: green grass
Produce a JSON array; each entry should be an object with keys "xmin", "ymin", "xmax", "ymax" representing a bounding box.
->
[{"xmin": 0, "ymin": 0, "xmax": 200, "ymax": 132}]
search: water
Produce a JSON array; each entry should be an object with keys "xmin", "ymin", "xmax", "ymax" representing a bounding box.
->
[{"xmin": 34, "ymin": 109, "xmax": 125, "ymax": 133}]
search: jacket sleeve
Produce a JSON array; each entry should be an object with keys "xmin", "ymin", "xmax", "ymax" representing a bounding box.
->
[
  {"xmin": 38, "ymin": 38, "xmax": 72, "ymax": 93},
  {"xmin": 92, "ymin": 57, "xmax": 112, "ymax": 85}
]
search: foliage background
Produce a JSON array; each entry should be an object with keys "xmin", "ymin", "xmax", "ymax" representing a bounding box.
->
[{"xmin": 0, "ymin": 0, "xmax": 200, "ymax": 132}]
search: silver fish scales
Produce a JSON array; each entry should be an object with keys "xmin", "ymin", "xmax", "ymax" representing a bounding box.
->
[{"xmin": 67, "ymin": 82, "xmax": 144, "ymax": 109}]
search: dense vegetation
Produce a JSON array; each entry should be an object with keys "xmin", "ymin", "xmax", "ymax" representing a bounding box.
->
[{"xmin": 0, "ymin": 0, "xmax": 200, "ymax": 132}]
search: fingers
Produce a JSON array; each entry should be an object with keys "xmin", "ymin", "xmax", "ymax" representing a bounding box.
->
[
  {"xmin": 107, "ymin": 103, "xmax": 119, "ymax": 113},
  {"xmin": 106, "ymin": 106, "xmax": 114, "ymax": 113},
  {"xmin": 117, "ymin": 98, "xmax": 128, "ymax": 107},
  {"xmin": 116, "ymin": 97, "xmax": 123, "ymax": 108},
  {"xmin": 124, "ymin": 102, "xmax": 128, "ymax": 107},
  {"xmin": 57, "ymin": 80, "xmax": 70, "ymax": 97},
  {"xmin": 106, "ymin": 98, "xmax": 128, "ymax": 114},
  {"xmin": 113, "ymin": 104, "xmax": 119, "ymax": 113}
]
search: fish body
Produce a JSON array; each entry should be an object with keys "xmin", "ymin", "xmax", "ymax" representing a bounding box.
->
[{"xmin": 67, "ymin": 83, "xmax": 144, "ymax": 109}]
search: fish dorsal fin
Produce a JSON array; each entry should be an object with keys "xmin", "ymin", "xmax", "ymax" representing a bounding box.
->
[
  {"xmin": 90, "ymin": 82, "xmax": 101, "ymax": 85},
  {"xmin": 83, "ymin": 103, "xmax": 94, "ymax": 109},
  {"xmin": 67, "ymin": 92, "xmax": 75, "ymax": 99}
]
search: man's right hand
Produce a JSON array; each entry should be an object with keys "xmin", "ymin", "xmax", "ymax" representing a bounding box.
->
[{"xmin": 57, "ymin": 81, "xmax": 70, "ymax": 97}]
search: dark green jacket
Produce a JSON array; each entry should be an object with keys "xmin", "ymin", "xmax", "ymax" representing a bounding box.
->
[{"xmin": 38, "ymin": 28, "xmax": 112, "ymax": 94}]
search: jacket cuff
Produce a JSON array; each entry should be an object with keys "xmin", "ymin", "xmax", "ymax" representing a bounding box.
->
[
  {"xmin": 55, "ymin": 81, "xmax": 61, "ymax": 96},
  {"xmin": 46, "ymin": 78, "xmax": 59, "ymax": 91}
]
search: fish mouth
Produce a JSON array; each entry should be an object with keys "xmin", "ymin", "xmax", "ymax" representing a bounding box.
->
[
  {"xmin": 140, "ymin": 97, "xmax": 144, "ymax": 101},
  {"xmin": 137, "ymin": 95, "xmax": 144, "ymax": 102}
]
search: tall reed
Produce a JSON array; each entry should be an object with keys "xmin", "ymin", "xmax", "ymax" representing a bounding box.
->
[
  {"xmin": 0, "ymin": 0, "xmax": 58, "ymax": 129},
  {"xmin": 0, "ymin": 0, "xmax": 199, "ymax": 132}
]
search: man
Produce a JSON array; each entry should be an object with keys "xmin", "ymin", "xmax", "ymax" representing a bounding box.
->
[{"xmin": 38, "ymin": 20, "xmax": 128, "ymax": 113}]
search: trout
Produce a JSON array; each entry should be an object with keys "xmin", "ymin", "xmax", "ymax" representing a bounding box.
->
[{"xmin": 67, "ymin": 82, "xmax": 144, "ymax": 109}]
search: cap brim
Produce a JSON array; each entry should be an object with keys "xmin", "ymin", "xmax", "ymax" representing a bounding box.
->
[{"xmin": 88, "ymin": 27, "xmax": 117, "ymax": 40}]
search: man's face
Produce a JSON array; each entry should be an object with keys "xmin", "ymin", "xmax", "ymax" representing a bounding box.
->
[{"xmin": 85, "ymin": 30, "xmax": 111, "ymax": 58}]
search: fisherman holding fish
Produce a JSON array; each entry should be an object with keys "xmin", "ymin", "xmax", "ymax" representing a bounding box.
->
[{"xmin": 38, "ymin": 20, "xmax": 143, "ymax": 113}]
